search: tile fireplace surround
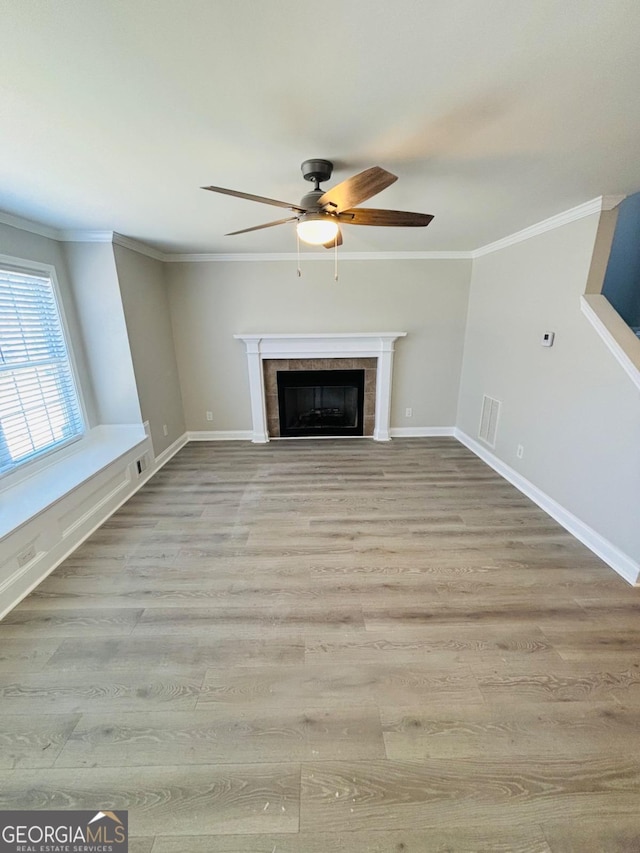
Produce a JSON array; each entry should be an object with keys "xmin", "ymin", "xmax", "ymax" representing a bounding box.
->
[{"xmin": 234, "ymin": 333, "xmax": 407, "ymax": 443}]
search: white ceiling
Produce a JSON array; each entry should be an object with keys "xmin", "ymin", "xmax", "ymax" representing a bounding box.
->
[{"xmin": 2, "ymin": 0, "xmax": 640, "ymax": 255}]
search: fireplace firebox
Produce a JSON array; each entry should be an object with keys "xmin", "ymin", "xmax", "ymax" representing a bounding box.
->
[{"xmin": 277, "ymin": 369, "xmax": 365, "ymax": 437}]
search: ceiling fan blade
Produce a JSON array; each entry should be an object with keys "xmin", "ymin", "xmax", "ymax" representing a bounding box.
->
[
  {"xmin": 338, "ymin": 208, "xmax": 434, "ymax": 227},
  {"xmin": 225, "ymin": 216, "xmax": 299, "ymax": 236},
  {"xmin": 203, "ymin": 185, "xmax": 305, "ymax": 213},
  {"xmin": 318, "ymin": 167, "xmax": 397, "ymax": 213},
  {"xmin": 322, "ymin": 226, "xmax": 343, "ymax": 249}
]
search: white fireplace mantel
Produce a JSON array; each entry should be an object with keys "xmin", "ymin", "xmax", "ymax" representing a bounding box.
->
[{"xmin": 234, "ymin": 332, "xmax": 406, "ymax": 443}]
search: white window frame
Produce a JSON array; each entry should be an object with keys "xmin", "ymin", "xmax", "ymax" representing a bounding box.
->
[{"xmin": 0, "ymin": 253, "xmax": 87, "ymax": 487}]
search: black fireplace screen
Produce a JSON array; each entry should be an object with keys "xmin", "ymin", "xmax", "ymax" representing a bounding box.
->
[{"xmin": 277, "ymin": 369, "xmax": 365, "ymax": 437}]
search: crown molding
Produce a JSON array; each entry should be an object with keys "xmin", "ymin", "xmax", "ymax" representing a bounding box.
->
[
  {"xmin": 471, "ymin": 196, "xmax": 611, "ymax": 258},
  {"xmin": 60, "ymin": 230, "xmax": 166, "ymax": 261},
  {"xmin": 111, "ymin": 233, "xmax": 166, "ymax": 262},
  {"xmin": 2, "ymin": 193, "xmax": 628, "ymax": 263},
  {"xmin": 59, "ymin": 229, "xmax": 114, "ymax": 243},
  {"xmin": 164, "ymin": 250, "xmax": 472, "ymax": 263},
  {"xmin": 0, "ymin": 210, "xmax": 60, "ymax": 241}
]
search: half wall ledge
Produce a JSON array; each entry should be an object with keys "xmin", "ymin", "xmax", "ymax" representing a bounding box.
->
[{"xmin": 234, "ymin": 332, "xmax": 407, "ymax": 443}]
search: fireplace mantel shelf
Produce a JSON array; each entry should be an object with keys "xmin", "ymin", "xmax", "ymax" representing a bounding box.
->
[
  {"xmin": 234, "ymin": 333, "xmax": 407, "ymax": 339},
  {"xmin": 235, "ymin": 332, "xmax": 407, "ymax": 443}
]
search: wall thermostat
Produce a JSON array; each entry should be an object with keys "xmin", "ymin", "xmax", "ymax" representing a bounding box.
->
[{"xmin": 542, "ymin": 332, "xmax": 555, "ymax": 347}]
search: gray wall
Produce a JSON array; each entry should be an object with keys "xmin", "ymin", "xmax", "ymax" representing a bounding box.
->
[
  {"xmin": 63, "ymin": 242, "xmax": 142, "ymax": 425},
  {"xmin": 457, "ymin": 214, "xmax": 640, "ymax": 562},
  {"xmin": 165, "ymin": 258, "xmax": 471, "ymax": 432},
  {"xmin": 0, "ymin": 223, "xmax": 98, "ymax": 427},
  {"xmin": 114, "ymin": 244, "xmax": 185, "ymax": 456}
]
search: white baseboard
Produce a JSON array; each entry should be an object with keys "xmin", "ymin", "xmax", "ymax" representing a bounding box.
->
[
  {"xmin": 390, "ymin": 426, "xmax": 456, "ymax": 438},
  {"xmin": 454, "ymin": 428, "xmax": 640, "ymax": 586},
  {"xmin": 154, "ymin": 432, "xmax": 189, "ymax": 467},
  {"xmin": 187, "ymin": 430, "xmax": 253, "ymax": 441}
]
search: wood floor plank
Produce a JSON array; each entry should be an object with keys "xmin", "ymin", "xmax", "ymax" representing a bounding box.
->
[
  {"xmin": 0, "ymin": 607, "xmax": 142, "ymax": 637},
  {"xmin": 0, "ymin": 671, "xmax": 205, "ymax": 713},
  {"xmin": 133, "ymin": 605, "xmax": 365, "ymax": 637},
  {"xmin": 28, "ymin": 579, "xmax": 460, "ymax": 609},
  {"xmin": 433, "ymin": 574, "xmax": 630, "ymax": 597},
  {"xmin": 48, "ymin": 556, "xmax": 132, "ymax": 576},
  {"xmin": 381, "ymin": 701, "xmax": 640, "ymax": 760},
  {"xmin": 573, "ymin": 596, "xmax": 640, "ymax": 626},
  {"xmin": 199, "ymin": 663, "xmax": 483, "ymax": 709},
  {"xmin": 540, "ymin": 626, "xmax": 640, "ymax": 662},
  {"xmin": 150, "ymin": 826, "xmax": 552, "ymax": 852},
  {"xmin": 46, "ymin": 636, "xmax": 305, "ymax": 671},
  {"xmin": 198, "ymin": 663, "xmax": 379, "ymax": 708},
  {"xmin": 129, "ymin": 839, "xmax": 155, "ymax": 853},
  {"xmin": 300, "ymin": 757, "xmax": 640, "ymax": 832},
  {"xmin": 473, "ymin": 661, "xmax": 640, "ymax": 705},
  {"xmin": 363, "ymin": 598, "xmax": 591, "ymax": 630},
  {"xmin": 0, "ymin": 764, "xmax": 299, "ymax": 835},
  {"xmin": 304, "ymin": 625, "xmax": 564, "ymax": 666},
  {"xmin": 0, "ymin": 638, "xmax": 61, "ymax": 672},
  {"xmin": 55, "ymin": 707, "xmax": 385, "ymax": 767},
  {"xmin": 0, "ymin": 714, "xmax": 80, "ymax": 768},
  {"xmin": 542, "ymin": 817, "xmax": 640, "ymax": 852}
]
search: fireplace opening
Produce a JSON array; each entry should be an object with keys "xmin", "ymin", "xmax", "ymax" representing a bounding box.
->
[{"xmin": 277, "ymin": 369, "xmax": 365, "ymax": 437}]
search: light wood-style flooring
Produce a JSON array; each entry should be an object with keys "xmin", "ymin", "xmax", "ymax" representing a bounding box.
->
[{"xmin": 1, "ymin": 438, "xmax": 639, "ymax": 852}]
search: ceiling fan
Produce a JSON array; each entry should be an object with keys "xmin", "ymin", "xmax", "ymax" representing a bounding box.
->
[{"xmin": 202, "ymin": 159, "xmax": 434, "ymax": 247}]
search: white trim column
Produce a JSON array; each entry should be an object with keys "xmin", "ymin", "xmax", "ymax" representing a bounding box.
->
[
  {"xmin": 373, "ymin": 337, "xmax": 396, "ymax": 442},
  {"xmin": 234, "ymin": 332, "xmax": 406, "ymax": 443},
  {"xmin": 244, "ymin": 338, "xmax": 269, "ymax": 443}
]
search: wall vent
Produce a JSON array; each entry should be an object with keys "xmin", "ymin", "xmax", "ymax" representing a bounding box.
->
[
  {"xmin": 478, "ymin": 395, "xmax": 501, "ymax": 447},
  {"xmin": 135, "ymin": 455, "xmax": 149, "ymax": 476}
]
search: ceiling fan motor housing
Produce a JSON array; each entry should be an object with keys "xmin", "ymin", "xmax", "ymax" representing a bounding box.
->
[{"xmin": 301, "ymin": 158, "xmax": 333, "ymax": 186}]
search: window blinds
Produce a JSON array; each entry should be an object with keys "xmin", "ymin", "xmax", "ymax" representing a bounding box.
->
[{"xmin": 0, "ymin": 267, "xmax": 84, "ymax": 475}]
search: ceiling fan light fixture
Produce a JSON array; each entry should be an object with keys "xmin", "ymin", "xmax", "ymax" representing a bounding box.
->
[{"xmin": 296, "ymin": 214, "xmax": 339, "ymax": 246}]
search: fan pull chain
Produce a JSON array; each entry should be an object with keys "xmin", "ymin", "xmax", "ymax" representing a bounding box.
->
[
  {"xmin": 334, "ymin": 233, "xmax": 339, "ymax": 281},
  {"xmin": 296, "ymin": 229, "xmax": 302, "ymax": 277}
]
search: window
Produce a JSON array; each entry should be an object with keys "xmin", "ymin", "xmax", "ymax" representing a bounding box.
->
[{"xmin": 0, "ymin": 264, "xmax": 84, "ymax": 476}]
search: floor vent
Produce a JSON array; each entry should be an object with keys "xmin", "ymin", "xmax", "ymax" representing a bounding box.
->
[{"xmin": 478, "ymin": 395, "xmax": 501, "ymax": 447}]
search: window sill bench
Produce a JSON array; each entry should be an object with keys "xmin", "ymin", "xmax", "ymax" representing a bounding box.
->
[{"xmin": 0, "ymin": 424, "xmax": 148, "ymax": 540}]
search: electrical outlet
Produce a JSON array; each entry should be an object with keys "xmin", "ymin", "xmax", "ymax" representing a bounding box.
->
[
  {"xmin": 517, "ymin": 444, "xmax": 524, "ymax": 459},
  {"xmin": 405, "ymin": 407, "xmax": 413, "ymax": 418},
  {"xmin": 163, "ymin": 424, "xmax": 168, "ymax": 436},
  {"xmin": 206, "ymin": 411, "xmax": 213, "ymax": 421},
  {"xmin": 17, "ymin": 544, "xmax": 36, "ymax": 568}
]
